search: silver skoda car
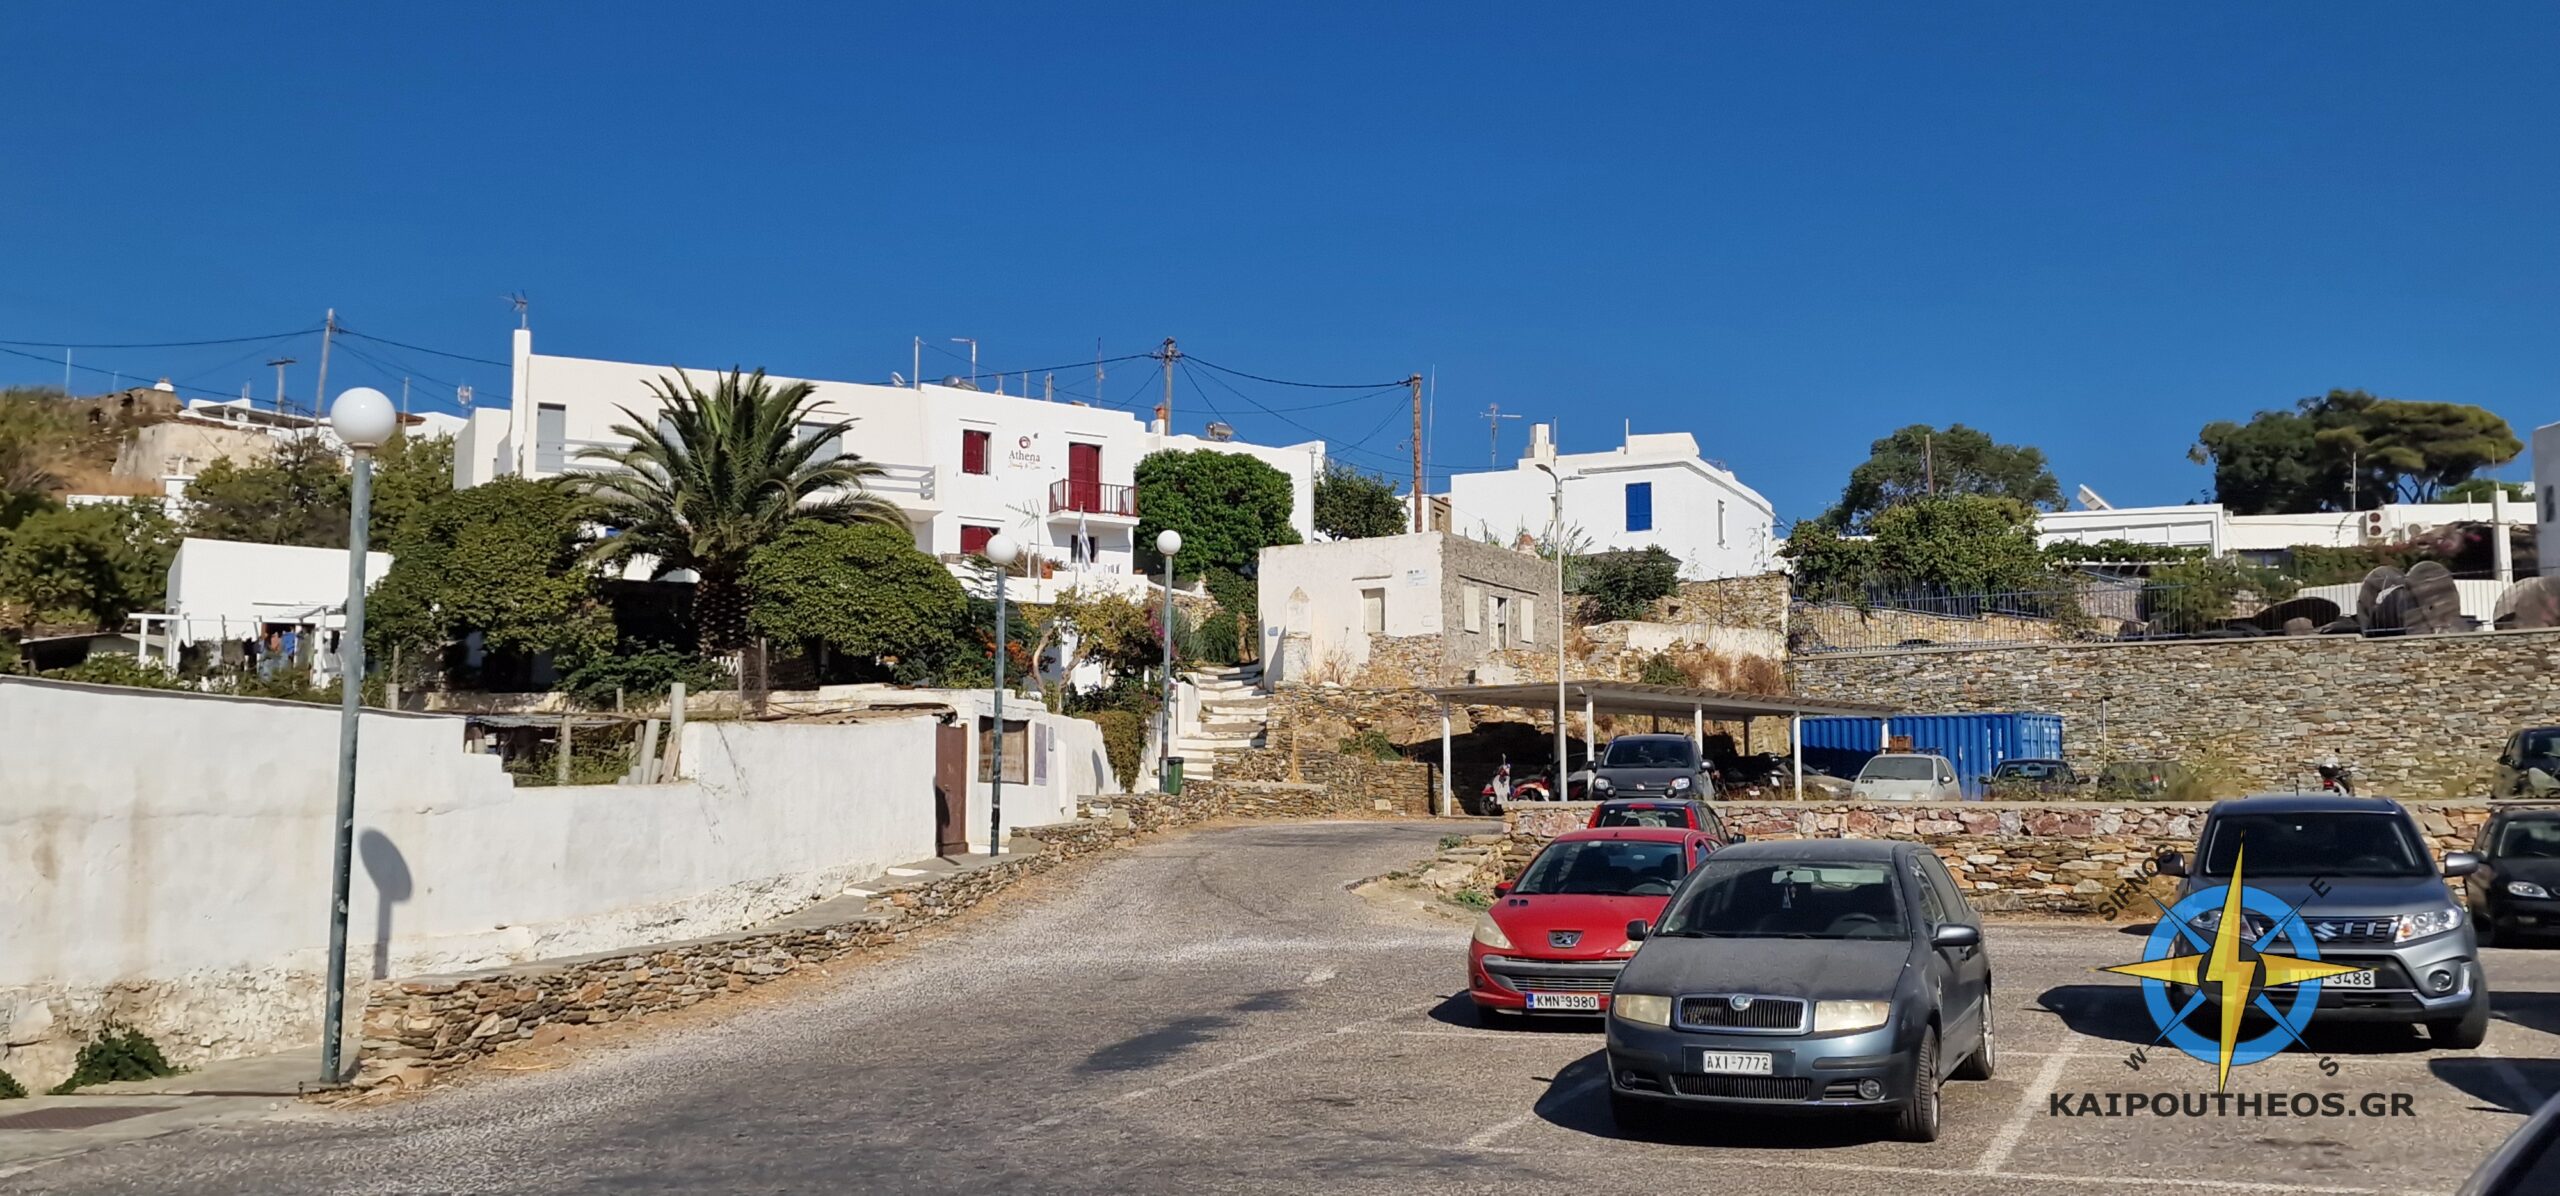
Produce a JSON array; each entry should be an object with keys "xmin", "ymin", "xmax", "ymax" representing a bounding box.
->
[{"xmin": 1605, "ymin": 839, "xmax": 1994, "ymax": 1142}]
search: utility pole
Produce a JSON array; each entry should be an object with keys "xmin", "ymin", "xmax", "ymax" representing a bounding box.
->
[
  {"xmin": 400, "ymin": 377, "xmax": 411, "ymax": 420},
  {"xmin": 1481, "ymin": 402, "xmax": 1521, "ymax": 465},
  {"xmin": 1409, "ymin": 374, "xmax": 1426, "ymax": 532},
  {"xmin": 1157, "ymin": 338, "xmax": 1179, "ymax": 433},
  {"xmin": 1044, "ymin": 372, "xmax": 1054, "ymax": 402},
  {"xmin": 269, "ymin": 357, "xmax": 299, "ymax": 415},
  {"xmin": 313, "ymin": 309, "xmax": 337, "ymax": 428}
]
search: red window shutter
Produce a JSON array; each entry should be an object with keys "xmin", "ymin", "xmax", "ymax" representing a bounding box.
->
[
  {"xmin": 962, "ymin": 429, "xmax": 990, "ymax": 475},
  {"xmin": 961, "ymin": 524, "xmax": 995, "ymax": 556}
]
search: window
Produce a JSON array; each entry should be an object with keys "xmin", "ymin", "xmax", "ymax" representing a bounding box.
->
[
  {"xmin": 796, "ymin": 421, "xmax": 842, "ymax": 463},
  {"xmin": 1512, "ymin": 840, "xmax": 1689, "ymax": 897},
  {"xmin": 1909, "ymin": 858, "xmax": 1948, "ymax": 926},
  {"xmin": 962, "ymin": 428, "xmax": 992, "ymax": 475},
  {"xmin": 976, "ymin": 717, "xmax": 1029, "ymax": 783},
  {"xmin": 1519, "ymin": 598, "xmax": 1535, "ymax": 645},
  {"xmin": 2198, "ymin": 813, "xmax": 2428, "ymax": 878},
  {"xmin": 1068, "ymin": 534, "xmax": 1100, "ymax": 565},
  {"xmin": 535, "ymin": 403, "xmax": 567, "ymax": 472},
  {"xmin": 1604, "ymin": 738, "xmax": 1696, "ymax": 768},
  {"xmin": 960, "ymin": 524, "xmax": 997, "ymax": 556},
  {"xmin": 1717, "ymin": 499, "xmax": 1728, "ymax": 547},
  {"xmin": 1462, "ymin": 584, "xmax": 1483, "ymax": 632},
  {"xmin": 1361, "ymin": 588, "xmax": 1385, "ymax": 634},
  {"xmin": 1491, "ymin": 595, "xmax": 1510, "ymax": 646},
  {"xmin": 1657, "ymin": 859, "xmax": 1907, "ymax": 940},
  {"xmin": 2546, "ymin": 484, "xmax": 2556, "ymax": 523},
  {"xmin": 1625, "ymin": 481, "xmax": 1653, "ymax": 532}
]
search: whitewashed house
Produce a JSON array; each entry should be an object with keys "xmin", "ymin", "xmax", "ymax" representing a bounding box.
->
[
  {"xmin": 1442, "ymin": 423, "xmax": 1777, "ymax": 580},
  {"xmin": 455, "ymin": 330, "xmax": 1324, "ymax": 600}
]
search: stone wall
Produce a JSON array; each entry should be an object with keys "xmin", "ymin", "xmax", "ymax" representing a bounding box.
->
[
  {"xmin": 1215, "ymin": 749, "xmax": 1436, "ymax": 816},
  {"xmin": 1656, "ymin": 573, "xmax": 1789, "ymax": 633},
  {"xmin": 1498, "ymin": 799, "xmax": 2493, "ymax": 915},
  {"xmin": 1790, "ymin": 600, "xmax": 2074, "ymax": 654},
  {"xmin": 1789, "ymin": 629, "xmax": 2560, "ymax": 798}
]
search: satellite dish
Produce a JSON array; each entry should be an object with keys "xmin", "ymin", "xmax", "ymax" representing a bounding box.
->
[
  {"xmin": 2358, "ymin": 566, "xmax": 2406, "ymax": 625},
  {"xmin": 2403, "ymin": 560, "xmax": 2463, "ymax": 634},
  {"xmin": 2498, "ymin": 576, "xmax": 2560, "ymax": 630}
]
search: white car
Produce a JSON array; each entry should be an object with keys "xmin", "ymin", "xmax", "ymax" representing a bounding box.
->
[{"xmin": 1852, "ymin": 753, "xmax": 1963, "ymax": 801}]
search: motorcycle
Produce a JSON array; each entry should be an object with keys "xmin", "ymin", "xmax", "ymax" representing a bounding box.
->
[{"xmin": 2314, "ymin": 759, "xmax": 2357, "ymax": 796}]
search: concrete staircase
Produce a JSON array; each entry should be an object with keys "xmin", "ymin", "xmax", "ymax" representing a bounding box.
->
[{"xmin": 1172, "ymin": 663, "xmax": 1268, "ymax": 780}]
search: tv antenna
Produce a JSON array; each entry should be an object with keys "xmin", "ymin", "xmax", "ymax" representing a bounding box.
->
[
  {"xmin": 1481, "ymin": 402, "xmax": 1522, "ymax": 465},
  {"xmin": 503, "ymin": 292, "xmax": 530, "ymax": 329}
]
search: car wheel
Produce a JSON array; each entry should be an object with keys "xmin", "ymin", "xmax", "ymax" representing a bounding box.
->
[
  {"xmin": 1610, "ymin": 1091, "xmax": 1671, "ymax": 1138},
  {"xmin": 2430, "ymin": 997, "xmax": 2492, "ymax": 1050},
  {"xmin": 1473, "ymin": 1003, "xmax": 1516, "ymax": 1030},
  {"xmin": 1891, "ymin": 1027, "xmax": 1942, "ymax": 1142},
  {"xmin": 1951, "ymin": 1000, "xmax": 1996, "ymax": 1081}
]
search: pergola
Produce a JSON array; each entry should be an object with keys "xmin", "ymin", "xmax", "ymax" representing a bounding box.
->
[{"xmin": 1423, "ymin": 680, "xmax": 1900, "ymax": 810}]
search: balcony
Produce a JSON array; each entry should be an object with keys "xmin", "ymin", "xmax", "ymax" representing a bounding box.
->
[{"xmin": 1048, "ymin": 479, "xmax": 1139, "ymax": 521}]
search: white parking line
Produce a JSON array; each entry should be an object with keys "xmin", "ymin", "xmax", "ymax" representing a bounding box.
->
[
  {"xmin": 1973, "ymin": 1028, "xmax": 2079, "ymax": 1175},
  {"xmin": 1462, "ymin": 1075, "xmax": 1607, "ymax": 1149}
]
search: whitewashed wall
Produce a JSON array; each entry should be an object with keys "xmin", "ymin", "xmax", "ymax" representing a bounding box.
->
[{"xmin": 0, "ymin": 678, "xmax": 938, "ymax": 1087}]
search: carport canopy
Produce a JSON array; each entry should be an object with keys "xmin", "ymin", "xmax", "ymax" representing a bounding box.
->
[{"xmin": 1422, "ymin": 680, "xmax": 1900, "ymax": 810}]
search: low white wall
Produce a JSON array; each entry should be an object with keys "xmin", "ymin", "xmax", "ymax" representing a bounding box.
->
[{"xmin": 0, "ymin": 678, "xmax": 936, "ymax": 1088}]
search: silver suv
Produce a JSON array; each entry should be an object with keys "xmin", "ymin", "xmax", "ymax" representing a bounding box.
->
[{"xmin": 2157, "ymin": 794, "xmax": 2489, "ymax": 1047}]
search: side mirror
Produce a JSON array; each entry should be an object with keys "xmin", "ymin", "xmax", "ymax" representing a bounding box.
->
[
  {"xmin": 1931, "ymin": 924, "xmax": 1981, "ymax": 949},
  {"xmin": 2444, "ymin": 852, "xmax": 2482, "ymax": 878},
  {"xmin": 1625, "ymin": 919, "xmax": 1650, "ymax": 942},
  {"xmin": 1728, "ymin": 832, "xmax": 1746, "ymax": 844},
  {"xmin": 2155, "ymin": 852, "xmax": 2188, "ymax": 878},
  {"xmin": 1492, "ymin": 882, "xmax": 1514, "ymax": 898}
]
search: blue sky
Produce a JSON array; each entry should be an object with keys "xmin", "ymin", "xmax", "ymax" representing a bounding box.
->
[{"xmin": 5, "ymin": 4, "xmax": 2554, "ymax": 523}]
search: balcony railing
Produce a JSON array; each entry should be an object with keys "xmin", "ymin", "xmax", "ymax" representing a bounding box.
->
[{"xmin": 1049, "ymin": 479, "xmax": 1138, "ymax": 518}]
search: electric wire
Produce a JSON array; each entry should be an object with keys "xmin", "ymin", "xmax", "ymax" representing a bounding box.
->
[
  {"xmin": 1185, "ymin": 353, "xmax": 1408, "ymax": 390},
  {"xmin": 0, "ymin": 328, "xmax": 322, "ymax": 349}
]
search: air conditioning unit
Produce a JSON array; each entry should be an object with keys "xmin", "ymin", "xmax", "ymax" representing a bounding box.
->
[{"xmin": 2363, "ymin": 510, "xmax": 2387, "ymax": 541}]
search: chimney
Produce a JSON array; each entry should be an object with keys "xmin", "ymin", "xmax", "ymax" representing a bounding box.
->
[{"xmin": 1527, "ymin": 422, "xmax": 1555, "ymax": 465}]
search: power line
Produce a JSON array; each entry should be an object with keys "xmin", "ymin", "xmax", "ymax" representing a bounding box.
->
[
  {"xmin": 1185, "ymin": 353, "xmax": 1408, "ymax": 390},
  {"xmin": 334, "ymin": 327, "xmax": 509, "ymax": 368},
  {"xmin": 0, "ymin": 343, "xmax": 264, "ymax": 402},
  {"xmin": 0, "ymin": 327, "xmax": 321, "ymax": 349}
]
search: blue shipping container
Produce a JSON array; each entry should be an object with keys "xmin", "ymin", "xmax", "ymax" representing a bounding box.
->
[{"xmin": 1796, "ymin": 712, "xmax": 2064, "ymax": 800}]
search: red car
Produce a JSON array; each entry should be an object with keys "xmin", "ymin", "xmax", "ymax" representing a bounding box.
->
[{"xmin": 1467, "ymin": 826, "xmax": 1722, "ymax": 1025}]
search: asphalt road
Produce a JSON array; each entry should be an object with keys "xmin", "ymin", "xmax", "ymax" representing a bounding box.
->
[{"xmin": 19, "ymin": 819, "xmax": 2560, "ymax": 1195}]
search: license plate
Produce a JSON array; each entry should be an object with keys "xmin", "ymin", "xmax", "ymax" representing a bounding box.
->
[
  {"xmin": 1694, "ymin": 1050, "xmax": 1774, "ymax": 1075},
  {"xmin": 1527, "ymin": 992, "xmax": 1602, "ymax": 1012},
  {"xmin": 2326, "ymin": 970, "xmax": 2377, "ymax": 989}
]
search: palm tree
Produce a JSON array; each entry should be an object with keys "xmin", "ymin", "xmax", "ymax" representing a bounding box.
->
[{"xmin": 576, "ymin": 368, "xmax": 901, "ymax": 655}]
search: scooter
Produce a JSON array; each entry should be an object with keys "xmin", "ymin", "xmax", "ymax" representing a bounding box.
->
[{"xmin": 2314, "ymin": 759, "xmax": 2356, "ymax": 796}]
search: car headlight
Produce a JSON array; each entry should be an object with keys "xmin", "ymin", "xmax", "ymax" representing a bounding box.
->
[
  {"xmin": 1813, "ymin": 999, "xmax": 1893, "ymax": 1033},
  {"xmin": 1614, "ymin": 993, "xmax": 1673, "ymax": 1027},
  {"xmin": 2511, "ymin": 881, "xmax": 2551, "ymax": 899},
  {"xmin": 1471, "ymin": 913, "xmax": 1514, "ymax": 950},
  {"xmin": 1670, "ymin": 776, "xmax": 1693, "ymax": 792},
  {"xmin": 2189, "ymin": 910, "xmax": 2273, "ymax": 938},
  {"xmin": 2396, "ymin": 908, "xmax": 2464, "ymax": 943},
  {"xmin": 1592, "ymin": 777, "xmax": 1614, "ymax": 792}
]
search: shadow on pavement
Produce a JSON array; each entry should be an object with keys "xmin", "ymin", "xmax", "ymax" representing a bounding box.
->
[
  {"xmin": 2430, "ymin": 1057, "xmax": 2560, "ymax": 1115},
  {"xmin": 1530, "ymin": 1050, "xmax": 1902, "ymax": 1149},
  {"xmin": 2040, "ymin": 983, "xmax": 2446, "ymax": 1055},
  {"xmin": 2488, "ymin": 990, "xmax": 2560, "ymax": 1040},
  {"xmin": 1424, "ymin": 992, "xmax": 1605, "ymax": 1036},
  {"xmin": 1079, "ymin": 1014, "xmax": 1236, "ymax": 1073}
]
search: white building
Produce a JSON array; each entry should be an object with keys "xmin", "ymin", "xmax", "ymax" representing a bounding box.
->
[
  {"xmin": 456, "ymin": 330, "xmax": 1324, "ymax": 599},
  {"xmin": 1440, "ymin": 424, "xmax": 1777, "ymax": 580},
  {"xmin": 137, "ymin": 537, "xmax": 395, "ymax": 682},
  {"xmin": 2040, "ymin": 494, "xmax": 2524, "ymax": 565}
]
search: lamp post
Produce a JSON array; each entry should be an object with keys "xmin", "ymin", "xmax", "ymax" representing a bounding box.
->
[
  {"xmin": 1534, "ymin": 462, "xmax": 1567, "ymax": 796},
  {"xmin": 984, "ymin": 533, "xmax": 1020, "ymax": 857},
  {"xmin": 1155, "ymin": 528, "xmax": 1183, "ymax": 791},
  {"xmin": 321, "ymin": 386, "xmax": 396, "ymax": 1084}
]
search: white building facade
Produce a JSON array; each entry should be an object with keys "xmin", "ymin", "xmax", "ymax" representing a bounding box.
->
[
  {"xmin": 2039, "ymin": 498, "xmax": 2524, "ymax": 564},
  {"xmin": 1440, "ymin": 424, "xmax": 1778, "ymax": 580},
  {"xmin": 456, "ymin": 331, "xmax": 1323, "ymax": 599}
]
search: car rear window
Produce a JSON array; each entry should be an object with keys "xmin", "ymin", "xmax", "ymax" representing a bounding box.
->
[
  {"xmin": 2199, "ymin": 812, "xmax": 2430, "ymax": 878},
  {"xmin": 1512, "ymin": 840, "xmax": 1688, "ymax": 897},
  {"xmin": 1656, "ymin": 859, "xmax": 1908, "ymax": 940},
  {"xmin": 1603, "ymin": 739, "xmax": 1695, "ymax": 768},
  {"xmin": 1859, "ymin": 756, "xmax": 1938, "ymax": 781},
  {"xmin": 1595, "ymin": 805, "xmax": 1688, "ymax": 829},
  {"xmin": 1997, "ymin": 761, "xmax": 2069, "ymax": 781}
]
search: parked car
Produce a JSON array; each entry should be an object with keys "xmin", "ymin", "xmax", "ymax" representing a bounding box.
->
[
  {"xmin": 1980, "ymin": 758, "xmax": 2079, "ymax": 799},
  {"xmin": 2492, "ymin": 726, "xmax": 2560, "ymax": 798},
  {"xmin": 1468, "ymin": 827, "xmax": 1721, "ymax": 1025},
  {"xmin": 1606, "ymin": 839, "xmax": 1993, "ymax": 1142},
  {"xmin": 1588, "ymin": 798, "xmax": 1735, "ymax": 845},
  {"xmin": 2461, "ymin": 1088, "xmax": 2560, "ymax": 1195},
  {"xmin": 1590, "ymin": 734, "xmax": 1716, "ymax": 802},
  {"xmin": 2465, "ymin": 807, "xmax": 2560, "ymax": 946},
  {"xmin": 1850, "ymin": 753, "xmax": 1962, "ymax": 802},
  {"xmin": 2156, "ymin": 793, "xmax": 2489, "ymax": 1047}
]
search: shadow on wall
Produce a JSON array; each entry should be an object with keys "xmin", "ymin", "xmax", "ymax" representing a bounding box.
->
[{"xmin": 358, "ymin": 829, "xmax": 414, "ymax": 981}]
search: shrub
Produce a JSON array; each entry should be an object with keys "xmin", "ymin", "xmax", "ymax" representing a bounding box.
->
[
  {"xmin": 40, "ymin": 654, "xmax": 192, "ymax": 690},
  {"xmin": 1340, "ymin": 727, "xmax": 1400, "ymax": 761},
  {"xmin": 1578, "ymin": 547, "xmax": 1682, "ymax": 622},
  {"xmin": 1088, "ymin": 709, "xmax": 1146, "ymax": 792},
  {"xmin": 0, "ymin": 1067, "xmax": 24, "ymax": 1099},
  {"xmin": 49, "ymin": 1025, "xmax": 177, "ymax": 1093},
  {"xmin": 558, "ymin": 643, "xmax": 726, "ymax": 709},
  {"xmin": 1636, "ymin": 652, "xmax": 1686, "ymax": 687}
]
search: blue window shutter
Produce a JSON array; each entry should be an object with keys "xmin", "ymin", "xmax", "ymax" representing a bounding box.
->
[{"xmin": 1626, "ymin": 482, "xmax": 1653, "ymax": 532}]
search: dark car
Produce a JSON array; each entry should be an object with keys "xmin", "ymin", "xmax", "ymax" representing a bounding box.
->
[
  {"xmin": 1587, "ymin": 799, "xmax": 1734, "ymax": 843},
  {"xmin": 2466, "ymin": 808, "xmax": 2560, "ymax": 946},
  {"xmin": 2157, "ymin": 794, "xmax": 2488, "ymax": 1047},
  {"xmin": 1605, "ymin": 839, "xmax": 1993, "ymax": 1142},
  {"xmin": 1590, "ymin": 734, "xmax": 1714, "ymax": 802},
  {"xmin": 2493, "ymin": 727, "xmax": 2560, "ymax": 799},
  {"xmin": 1982, "ymin": 758, "xmax": 2083, "ymax": 800},
  {"xmin": 2462, "ymin": 1089, "xmax": 2560, "ymax": 1195}
]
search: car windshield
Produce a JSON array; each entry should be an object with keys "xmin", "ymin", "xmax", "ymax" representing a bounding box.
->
[
  {"xmin": 1604, "ymin": 739, "xmax": 1694, "ymax": 768},
  {"xmin": 1512, "ymin": 840, "xmax": 1688, "ymax": 897},
  {"xmin": 1995, "ymin": 761, "xmax": 2071, "ymax": 782},
  {"xmin": 2495, "ymin": 818, "xmax": 2560, "ymax": 859},
  {"xmin": 2199, "ymin": 812, "xmax": 2431, "ymax": 878},
  {"xmin": 2522, "ymin": 730, "xmax": 2560, "ymax": 761},
  {"xmin": 1595, "ymin": 805, "xmax": 1688, "ymax": 829},
  {"xmin": 1859, "ymin": 756, "xmax": 1937, "ymax": 781},
  {"xmin": 1656, "ymin": 859, "xmax": 1908, "ymax": 940}
]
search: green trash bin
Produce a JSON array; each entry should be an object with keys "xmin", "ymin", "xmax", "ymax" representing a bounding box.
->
[{"xmin": 1162, "ymin": 757, "xmax": 1185, "ymax": 795}]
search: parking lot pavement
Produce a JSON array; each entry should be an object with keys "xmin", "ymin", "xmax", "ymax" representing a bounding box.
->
[{"xmin": 15, "ymin": 823, "xmax": 2560, "ymax": 1195}]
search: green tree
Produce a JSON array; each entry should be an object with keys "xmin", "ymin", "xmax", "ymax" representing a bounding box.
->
[
  {"xmin": 367, "ymin": 432, "xmax": 456, "ymax": 553},
  {"xmin": 577, "ymin": 369, "xmax": 901, "ymax": 653},
  {"xmin": 1025, "ymin": 588, "xmax": 1161, "ymax": 692},
  {"xmin": 0, "ymin": 499, "xmax": 179, "ymax": 628},
  {"xmin": 1578, "ymin": 546, "xmax": 1682, "ymax": 622},
  {"xmin": 1823, "ymin": 423, "xmax": 2061, "ymax": 532},
  {"xmin": 2192, "ymin": 390, "xmax": 2521, "ymax": 513},
  {"xmin": 1778, "ymin": 518, "xmax": 1880, "ymax": 601},
  {"xmin": 0, "ymin": 386, "xmax": 86, "ymax": 499},
  {"xmin": 366, "ymin": 476, "xmax": 613, "ymax": 688},
  {"xmin": 1134, "ymin": 449, "xmax": 1300, "ymax": 579},
  {"xmin": 2143, "ymin": 557, "xmax": 2299, "ymax": 632},
  {"xmin": 1312, "ymin": 462, "xmax": 1407, "ymax": 540},
  {"xmin": 2442, "ymin": 478, "xmax": 2530, "ymax": 503},
  {"xmin": 183, "ymin": 436, "xmax": 349, "ymax": 546},
  {"xmin": 745, "ymin": 520, "xmax": 968, "ymax": 681},
  {"xmin": 1868, "ymin": 495, "xmax": 2054, "ymax": 596}
]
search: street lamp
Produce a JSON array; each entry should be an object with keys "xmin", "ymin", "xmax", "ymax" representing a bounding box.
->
[
  {"xmin": 1534, "ymin": 462, "xmax": 1567, "ymax": 798},
  {"xmin": 984, "ymin": 533, "xmax": 1019, "ymax": 857},
  {"xmin": 321, "ymin": 385, "xmax": 396, "ymax": 1084},
  {"xmin": 1155, "ymin": 528, "xmax": 1182, "ymax": 791}
]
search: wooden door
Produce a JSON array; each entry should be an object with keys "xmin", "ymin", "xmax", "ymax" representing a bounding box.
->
[
  {"xmin": 1068, "ymin": 442, "xmax": 1101, "ymax": 512},
  {"xmin": 935, "ymin": 721, "xmax": 969, "ymax": 856}
]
